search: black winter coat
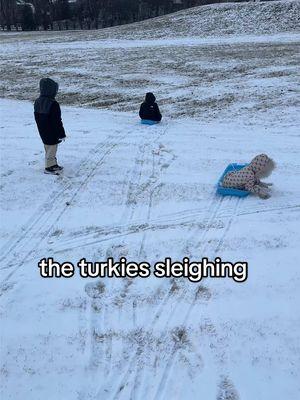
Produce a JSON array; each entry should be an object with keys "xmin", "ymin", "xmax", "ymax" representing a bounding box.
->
[
  {"xmin": 34, "ymin": 101, "xmax": 65, "ymax": 145},
  {"xmin": 139, "ymin": 92, "xmax": 162, "ymax": 122},
  {"xmin": 34, "ymin": 78, "xmax": 66, "ymax": 145}
]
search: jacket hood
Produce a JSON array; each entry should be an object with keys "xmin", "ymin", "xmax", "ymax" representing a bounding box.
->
[
  {"xmin": 39, "ymin": 78, "xmax": 58, "ymax": 98},
  {"xmin": 249, "ymin": 154, "xmax": 271, "ymax": 173},
  {"xmin": 34, "ymin": 78, "xmax": 58, "ymax": 115},
  {"xmin": 145, "ymin": 92, "xmax": 156, "ymax": 104}
]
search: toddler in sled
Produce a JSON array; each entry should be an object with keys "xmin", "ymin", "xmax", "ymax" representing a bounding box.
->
[{"xmin": 222, "ymin": 154, "xmax": 275, "ymax": 199}]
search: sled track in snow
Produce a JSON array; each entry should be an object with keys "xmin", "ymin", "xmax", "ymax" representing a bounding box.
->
[
  {"xmin": 81, "ymin": 123, "xmax": 173, "ymax": 397},
  {"xmin": 147, "ymin": 196, "xmax": 242, "ymax": 400},
  {"xmin": 120, "ymin": 122, "xmax": 172, "ymax": 231},
  {"xmin": 145, "ymin": 197, "xmax": 231, "ymax": 400},
  {"xmin": 82, "ymin": 193, "xmax": 292, "ymax": 399},
  {"xmin": 38, "ymin": 203, "xmax": 300, "ymax": 256},
  {"xmin": 0, "ymin": 128, "xmax": 132, "ymax": 291},
  {"xmin": 91, "ymin": 195, "xmax": 227, "ymax": 399},
  {"xmin": 81, "ymin": 160, "xmax": 265, "ymax": 398},
  {"xmin": 178, "ymin": 196, "xmax": 242, "ymax": 327},
  {"xmin": 48, "ymin": 215, "xmax": 208, "ymax": 253},
  {"xmin": 0, "ymin": 132, "xmax": 120, "ymax": 263},
  {"xmin": 135, "ymin": 124, "xmax": 177, "ymax": 260},
  {"xmin": 137, "ymin": 152, "xmax": 164, "ymax": 259},
  {"xmin": 119, "ymin": 126, "xmax": 149, "ymax": 227},
  {"xmin": 46, "ymin": 123, "xmax": 173, "ymax": 254},
  {"xmin": 95, "ymin": 195, "xmax": 242, "ymax": 399},
  {"xmin": 82, "ymin": 124, "xmax": 152, "ymax": 390}
]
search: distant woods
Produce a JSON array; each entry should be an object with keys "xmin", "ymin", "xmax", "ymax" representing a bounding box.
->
[{"xmin": 0, "ymin": 0, "xmax": 254, "ymax": 31}]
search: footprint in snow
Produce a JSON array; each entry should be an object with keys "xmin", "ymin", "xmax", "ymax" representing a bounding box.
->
[
  {"xmin": 217, "ymin": 377, "xmax": 240, "ymax": 400},
  {"xmin": 85, "ymin": 281, "xmax": 105, "ymax": 299}
]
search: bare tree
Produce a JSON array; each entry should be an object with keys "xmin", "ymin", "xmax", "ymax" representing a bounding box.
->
[
  {"xmin": 0, "ymin": 0, "xmax": 17, "ymax": 30},
  {"xmin": 1, "ymin": 0, "xmax": 250, "ymax": 31}
]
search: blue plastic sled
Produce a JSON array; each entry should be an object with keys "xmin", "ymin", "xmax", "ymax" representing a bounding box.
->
[
  {"xmin": 141, "ymin": 119, "xmax": 159, "ymax": 125},
  {"xmin": 217, "ymin": 163, "xmax": 250, "ymax": 197}
]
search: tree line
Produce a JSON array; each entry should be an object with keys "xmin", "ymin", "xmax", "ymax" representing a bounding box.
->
[{"xmin": 0, "ymin": 0, "xmax": 251, "ymax": 31}]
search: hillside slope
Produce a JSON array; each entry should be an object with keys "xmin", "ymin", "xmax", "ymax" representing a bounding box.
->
[
  {"xmin": 0, "ymin": 1, "xmax": 299, "ymax": 123},
  {"xmin": 1, "ymin": 0, "xmax": 299, "ymax": 43},
  {"xmin": 1, "ymin": 94, "xmax": 300, "ymax": 399},
  {"xmin": 1, "ymin": 2, "xmax": 299, "ymax": 124},
  {"xmin": 97, "ymin": 0, "xmax": 300, "ymax": 40},
  {"xmin": 1, "ymin": 1, "xmax": 300, "ymax": 400}
]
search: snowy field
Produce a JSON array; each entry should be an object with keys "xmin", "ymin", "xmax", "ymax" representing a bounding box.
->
[
  {"xmin": 1, "ymin": 0, "xmax": 299, "ymax": 120},
  {"xmin": 1, "ymin": 1, "xmax": 300, "ymax": 399}
]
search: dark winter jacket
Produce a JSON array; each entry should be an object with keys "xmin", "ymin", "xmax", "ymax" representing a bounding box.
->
[
  {"xmin": 34, "ymin": 78, "xmax": 66, "ymax": 145},
  {"xmin": 139, "ymin": 93, "xmax": 162, "ymax": 122}
]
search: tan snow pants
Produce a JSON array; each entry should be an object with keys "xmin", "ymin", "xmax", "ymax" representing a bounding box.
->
[{"xmin": 44, "ymin": 144, "xmax": 58, "ymax": 168}]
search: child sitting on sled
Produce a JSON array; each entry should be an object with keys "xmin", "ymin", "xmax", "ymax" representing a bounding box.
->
[
  {"xmin": 139, "ymin": 92, "xmax": 162, "ymax": 123},
  {"xmin": 222, "ymin": 154, "xmax": 275, "ymax": 199}
]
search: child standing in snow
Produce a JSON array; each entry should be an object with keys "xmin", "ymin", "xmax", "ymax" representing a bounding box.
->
[
  {"xmin": 34, "ymin": 78, "xmax": 66, "ymax": 174},
  {"xmin": 222, "ymin": 154, "xmax": 275, "ymax": 199},
  {"xmin": 139, "ymin": 92, "xmax": 162, "ymax": 123}
]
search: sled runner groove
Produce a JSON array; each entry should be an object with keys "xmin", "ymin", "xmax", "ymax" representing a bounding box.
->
[
  {"xmin": 85, "ymin": 124, "xmax": 173, "ymax": 398},
  {"xmin": 108, "ymin": 193, "xmax": 241, "ymax": 398},
  {"xmin": 100, "ymin": 194, "xmax": 225, "ymax": 398},
  {"xmin": 0, "ymin": 130, "xmax": 128, "ymax": 289}
]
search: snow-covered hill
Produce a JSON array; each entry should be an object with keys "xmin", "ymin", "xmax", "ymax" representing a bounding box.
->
[
  {"xmin": 0, "ymin": 0, "xmax": 299, "ymax": 122},
  {"xmin": 2, "ymin": 0, "xmax": 299, "ymax": 42},
  {"xmin": 1, "ymin": 96, "xmax": 299, "ymax": 400},
  {"xmin": 1, "ymin": 1, "xmax": 300, "ymax": 400}
]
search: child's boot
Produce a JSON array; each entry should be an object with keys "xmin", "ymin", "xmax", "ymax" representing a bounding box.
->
[
  {"xmin": 44, "ymin": 166, "xmax": 60, "ymax": 175},
  {"xmin": 53, "ymin": 164, "xmax": 63, "ymax": 171}
]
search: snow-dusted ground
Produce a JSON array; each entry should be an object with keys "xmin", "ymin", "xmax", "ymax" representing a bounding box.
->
[
  {"xmin": 1, "ymin": 1, "xmax": 299, "ymax": 120},
  {"xmin": 1, "ymin": 1, "xmax": 300, "ymax": 399},
  {"xmin": 1, "ymin": 97, "xmax": 300, "ymax": 399},
  {"xmin": 2, "ymin": 0, "xmax": 299, "ymax": 41}
]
